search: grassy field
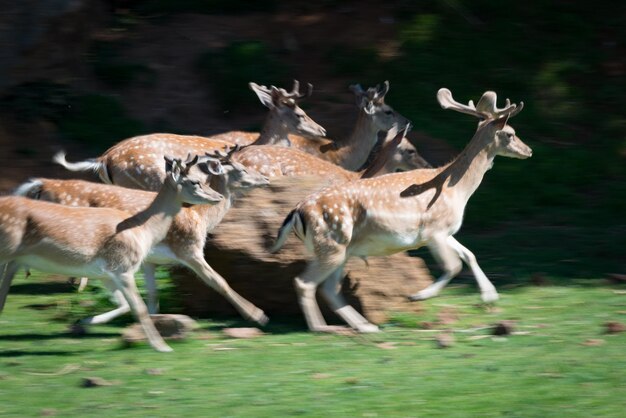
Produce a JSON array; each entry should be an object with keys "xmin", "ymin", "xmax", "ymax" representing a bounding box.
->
[{"xmin": 1, "ymin": 266, "xmax": 626, "ymax": 417}]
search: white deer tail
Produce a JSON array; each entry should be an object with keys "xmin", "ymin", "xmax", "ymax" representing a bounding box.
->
[
  {"xmin": 53, "ymin": 151, "xmax": 112, "ymax": 184},
  {"xmin": 270, "ymin": 209, "xmax": 306, "ymax": 253},
  {"xmin": 13, "ymin": 179, "xmax": 43, "ymax": 198}
]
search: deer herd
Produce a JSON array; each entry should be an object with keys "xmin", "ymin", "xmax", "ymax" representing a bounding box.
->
[{"xmin": 0, "ymin": 81, "xmax": 532, "ymax": 351}]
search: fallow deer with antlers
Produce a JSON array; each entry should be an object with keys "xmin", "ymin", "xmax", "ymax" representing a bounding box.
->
[
  {"xmin": 287, "ymin": 81, "xmax": 416, "ymax": 170},
  {"xmin": 0, "ymin": 156, "xmax": 224, "ymax": 351},
  {"xmin": 54, "ymin": 81, "xmax": 326, "ymax": 190},
  {"xmin": 15, "ymin": 148, "xmax": 270, "ymax": 325},
  {"xmin": 271, "ymin": 88, "xmax": 532, "ymax": 333},
  {"xmin": 233, "ymin": 122, "xmax": 420, "ymax": 181}
]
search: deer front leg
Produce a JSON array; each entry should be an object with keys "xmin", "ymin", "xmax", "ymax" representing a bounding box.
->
[
  {"xmin": 447, "ymin": 236, "xmax": 498, "ymax": 303},
  {"xmin": 320, "ymin": 266, "xmax": 379, "ymax": 333},
  {"xmin": 81, "ymin": 280, "xmax": 130, "ymax": 325},
  {"xmin": 112, "ymin": 272, "xmax": 172, "ymax": 353},
  {"xmin": 409, "ymin": 234, "xmax": 463, "ymax": 301},
  {"xmin": 181, "ymin": 253, "xmax": 269, "ymax": 326},
  {"xmin": 0, "ymin": 262, "xmax": 20, "ymax": 312}
]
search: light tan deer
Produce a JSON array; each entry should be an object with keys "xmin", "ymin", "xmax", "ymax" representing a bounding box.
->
[
  {"xmin": 15, "ymin": 149, "xmax": 270, "ymax": 325},
  {"xmin": 211, "ymin": 80, "xmax": 326, "ymax": 147},
  {"xmin": 0, "ymin": 156, "xmax": 224, "ymax": 352},
  {"xmin": 234, "ymin": 123, "xmax": 419, "ymax": 181},
  {"xmin": 285, "ymin": 81, "xmax": 413, "ymax": 170},
  {"xmin": 270, "ymin": 88, "xmax": 532, "ymax": 333},
  {"xmin": 53, "ymin": 81, "xmax": 326, "ymax": 190}
]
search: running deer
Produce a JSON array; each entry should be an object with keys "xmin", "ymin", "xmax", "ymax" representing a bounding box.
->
[
  {"xmin": 14, "ymin": 148, "xmax": 270, "ymax": 325},
  {"xmin": 206, "ymin": 81, "xmax": 423, "ymax": 172},
  {"xmin": 0, "ymin": 156, "xmax": 224, "ymax": 352},
  {"xmin": 234, "ymin": 123, "xmax": 417, "ymax": 181},
  {"xmin": 54, "ymin": 80, "xmax": 326, "ymax": 190},
  {"xmin": 286, "ymin": 81, "xmax": 415, "ymax": 170},
  {"xmin": 211, "ymin": 80, "xmax": 326, "ymax": 147},
  {"xmin": 270, "ymin": 88, "xmax": 532, "ymax": 333}
]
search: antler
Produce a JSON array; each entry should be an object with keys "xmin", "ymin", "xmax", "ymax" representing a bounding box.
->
[
  {"xmin": 437, "ymin": 88, "xmax": 523, "ymax": 120},
  {"xmin": 273, "ymin": 80, "xmax": 313, "ymax": 101},
  {"xmin": 376, "ymin": 80, "xmax": 390, "ymax": 99},
  {"xmin": 204, "ymin": 144, "xmax": 241, "ymax": 161}
]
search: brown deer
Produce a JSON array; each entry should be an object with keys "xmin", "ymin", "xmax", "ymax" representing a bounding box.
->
[
  {"xmin": 0, "ymin": 156, "xmax": 224, "ymax": 351},
  {"xmin": 15, "ymin": 148, "xmax": 270, "ymax": 326},
  {"xmin": 53, "ymin": 81, "xmax": 326, "ymax": 190},
  {"xmin": 270, "ymin": 88, "xmax": 532, "ymax": 333}
]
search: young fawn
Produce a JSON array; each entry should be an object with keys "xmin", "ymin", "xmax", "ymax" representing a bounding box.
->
[{"xmin": 1, "ymin": 156, "xmax": 224, "ymax": 352}]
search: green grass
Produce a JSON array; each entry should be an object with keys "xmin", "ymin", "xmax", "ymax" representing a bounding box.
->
[{"xmin": 2, "ymin": 267, "xmax": 626, "ymax": 417}]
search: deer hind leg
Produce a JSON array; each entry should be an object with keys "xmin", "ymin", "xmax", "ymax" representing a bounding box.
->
[
  {"xmin": 81, "ymin": 279, "xmax": 130, "ymax": 325},
  {"xmin": 409, "ymin": 234, "xmax": 463, "ymax": 301},
  {"xmin": 181, "ymin": 253, "xmax": 268, "ymax": 326},
  {"xmin": 142, "ymin": 263, "xmax": 160, "ymax": 314},
  {"xmin": 294, "ymin": 243, "xmax": 351, "ymax": 333},
  {"xmin": 320, "ymin": 265, "xmax": 379, "ymax": 333},
  {"xmin": 0, "ymin": 262, "xmax": 20, "ymax": 312},
  {"xmin": 446, "ymin": 236, "xmax": 498, "ymax": 303},
  {"xmin": 112, "ymin": 272, "xmax": 171, "ymax": 352}
]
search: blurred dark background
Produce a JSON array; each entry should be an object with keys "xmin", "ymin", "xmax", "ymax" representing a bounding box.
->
[{"xmin": 0, "ymin": 0, "xmax": 624, "ymax": 278}]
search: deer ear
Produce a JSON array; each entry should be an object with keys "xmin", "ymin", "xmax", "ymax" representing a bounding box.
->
[
  {"xmin": 164, "ymin": 156, "xmax": 174, "ymax": 173},
  {"xmin": 249, "ymin": 82, "xmax": 275, "ymax": 109},
  {"xmin": 206, "ymin": 160, "xmax": 225, "ymax": 175}
]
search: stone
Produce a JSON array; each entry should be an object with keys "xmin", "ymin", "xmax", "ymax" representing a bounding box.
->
[{"xmin": 121, "ymin": 314, "xmax": 198, "ymax": 344}]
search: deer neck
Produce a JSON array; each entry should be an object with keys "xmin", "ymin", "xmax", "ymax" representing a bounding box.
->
[
  {"xmin": 190, "ymin": 176, "xmax": 233, "ymax": 231},
  {"xmin": 253, "ymin": 112, "xmax": 291, "ymax": 146},
  {"xmin": 441, "ymin": 129, "xmax": 497, "ymax": 206},
  {"xmin": 125, "ymin": 180, "xmax": 183, "ymax": 247},
  {"xmin": 332, "ymin": 112, "xmax": 380, "ymax": 171}
]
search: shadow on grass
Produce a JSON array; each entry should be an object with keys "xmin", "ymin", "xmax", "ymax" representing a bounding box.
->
[
  {"xmin": 200, "ymin": 315, "xmax": 308, "ymax": 335},
  {"xmin": 0, "ymin": 350, "xmax": 78, "ymax": 358},
  {"xmin": 9, "ymin": 282, "xmax": 75, "ymax": 295},
  {"xmin": 0, "ymin": 331, "xmax": 120, "ymax": 342}
]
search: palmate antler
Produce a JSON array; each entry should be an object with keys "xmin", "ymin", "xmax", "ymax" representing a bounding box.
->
[{"xmin": 437, "ymin": 88, "xmax": 524, "ymax": 120}]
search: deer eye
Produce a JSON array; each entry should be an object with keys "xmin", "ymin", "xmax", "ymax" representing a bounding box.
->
[{"xmin": 384, "ymin": 110, "xmax": 393, "ymax": 115}]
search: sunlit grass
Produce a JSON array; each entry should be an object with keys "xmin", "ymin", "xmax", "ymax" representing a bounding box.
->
[{"xmin": 1, "ymin": 269, "xmax": 626, "ymax": 417}]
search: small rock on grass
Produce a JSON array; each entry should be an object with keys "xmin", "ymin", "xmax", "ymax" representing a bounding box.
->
[
  {"xmin": 121, "ymin": 314, "xmax": 198, "ymax": 345},
  {"xmin": 604, "ymin": 321, "xmax": 626, "ymax": 334},
  {"xmin": 582, "ymin": 339, "xmax": 605, "ymax": 346},
  {"xmin": 222, "ymin": 327, "xmax": 264, "ymax": 339},
  {"xmin": 492, "ymin": 320, "xmax": 515, "ymax": 336},
  {"xmin": 80, "ymin": 377, "xmax": 116, "ymax": 388},
  {"xmin": 435, "ymin": 333, "xmax": 455, "ymax": 348}
]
